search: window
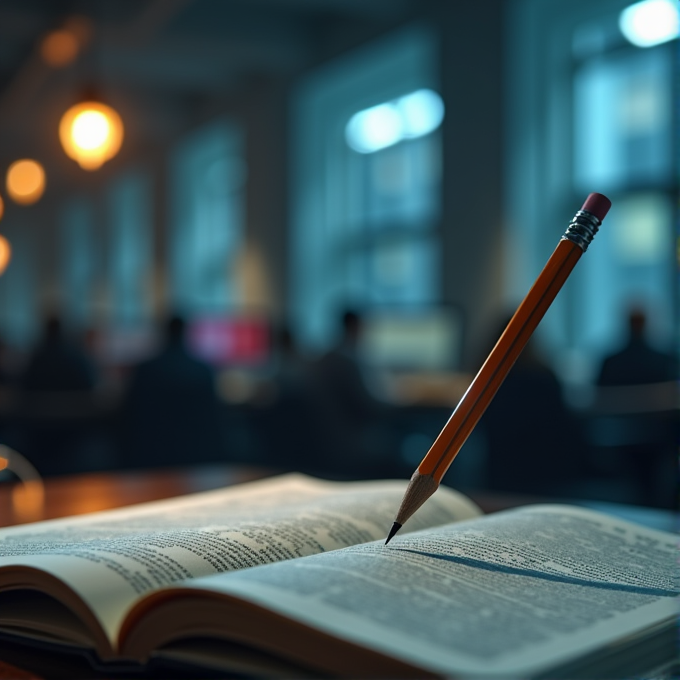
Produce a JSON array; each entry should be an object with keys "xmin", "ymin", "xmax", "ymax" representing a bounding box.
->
[
  {"xmin": 291, "ymin": 26, "xmax": 442, "ymax": 348},
  {"xmin": 0, "ymin": 222, "xmax": 37, "ymax": 346},
  {"xmin": 106, "ymin": 171, "xmax": 153, "ymax": 325},
  {"xmin": 342, "ymin": 118, "xmax": 442, "ymax": 307},
  {"xmin": 506, "ymin": 0, "xmax": 678, "ymax": 384},
  {"xmin": 60, "ymin": 197, "xmax": 97, "ymax": 329},
  {"xmin": 168, "ymin": 119, "xmax": 245, "ymax": 316}
]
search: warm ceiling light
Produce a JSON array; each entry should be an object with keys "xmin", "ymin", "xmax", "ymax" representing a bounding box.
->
[
  {"xmin": 0, "ymin": 236, "xmax": 12, "ymax": 275},
  {"xmin": 6, "ymin": 159, "xmax": 46, "ymax": 205},
  {"xmin": 59, "ymin": 101, "xmax": 124, "ymax": 170},
  {"xmin": 40, "ymin": 30, "xmax": 80, "ymax": 68}
]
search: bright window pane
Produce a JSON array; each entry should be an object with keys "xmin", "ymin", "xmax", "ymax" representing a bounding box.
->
[
  {"xmin": 0, "ymin": 226, "xmax": 37, "ymax": 346},
  {"xmin": 577, "ymin": 191, "xmax": 674, "ymax": 354},
  {"xmin": 60, "ymin": 198, "xmax": 97, "ymax": 327},
  {"xmin": 169, "ymin": 120, "xmax": 245, "ymax": 315},
  {"xmin": 362, "ymin": 134, "xmax": 441, "ymax": 227},
  {"xmin": 573, "ymin": 47, "xmax": 671, "ymax": 192},
  {"xmin": 291, "ymin": 27, "xmax": 441, "ymax": 348},
  {"xmin": 107, "ymin": 172, "xmax": 152, "ymax": 324}
]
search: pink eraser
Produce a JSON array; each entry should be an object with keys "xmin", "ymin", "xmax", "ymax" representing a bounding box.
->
[{"xmin": 581, "ymin": 193, "xmax": 611, "ymax": 222}]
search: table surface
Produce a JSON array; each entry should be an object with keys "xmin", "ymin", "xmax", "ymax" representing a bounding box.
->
[{"xmin": 0, "ymin": 464, "xmax": 280, "ymax": 528}]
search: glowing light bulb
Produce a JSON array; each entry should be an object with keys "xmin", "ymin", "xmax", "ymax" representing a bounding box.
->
[
  {"xmin": 59, "ymin": 101, "xmax": 124, "ymax": 170},
  {"xmin": 6, "ymin": 159, "xmax": 46, "ymax": 205},
  {"xmin": 0, "ymin": 235, "xmax": 12, "ymax": 275},
  {"xmin": 72, "ymin": 110, "xmax": 111, "ymax": 150}
]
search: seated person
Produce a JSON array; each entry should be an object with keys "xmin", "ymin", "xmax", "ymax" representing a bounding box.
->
[
  {"xmin": 117, "ymin": 315, "xmax": 225, "ymax": 469},
  {"xmin": 594, "ymin": 306, "xmax": 677, "ymax": 507},
  {"xmin": 12, "ymin": 314, "xmax": 99, "ymax": 475},
  {"xmin": 306, "ymin": 309, "xmax": 396, "ymax": 478},
  {"xmin": 477, "ymin": 315, "xmax": 587, "ymax": 497},
  {"xmin": 597, "ymin": 307, "xmax": 677, "ymax": 386}
]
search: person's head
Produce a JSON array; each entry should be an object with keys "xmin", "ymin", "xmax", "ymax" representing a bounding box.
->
[
  {"xmin": 44, "ymin": 314, "xmax": 62, "ymax": 341},
  {"xmin": 628, "ymin": 307, "xmax": 646, "ymax": 339},
  {"xmin": 165, "ymin": 315, "xmax": 186, "ymax": 344},
  {"xmin": 341, "ymin": 309, "xmax": 362, "ymax": 346},
  {"xmin": 274, "ymin": 324, "xmax": 295, "ymax": 355}
]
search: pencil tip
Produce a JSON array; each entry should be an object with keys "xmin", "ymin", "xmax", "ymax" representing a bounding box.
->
[{"xmin": 385, "ymin": 522, "xmax": 402, "ymax": 545}]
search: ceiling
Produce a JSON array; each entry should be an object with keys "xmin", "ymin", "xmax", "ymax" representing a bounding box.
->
[{"xmin": 0, "ymin": 0, "xmax": 424, "ymax": 179}]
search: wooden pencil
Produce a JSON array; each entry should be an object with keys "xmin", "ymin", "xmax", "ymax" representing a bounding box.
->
[{"xmin": 385, "ymin": 192, "xmax": 612, "ymax": 544}]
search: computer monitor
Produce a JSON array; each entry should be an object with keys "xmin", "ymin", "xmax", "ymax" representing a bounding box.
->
[
  {"xmin": 186, "ymin": 315, "xmax": 270, "ymax": 368},
  {"xmin": 359, "ymin": 307, "xmax": 463, "ymax": 372}
]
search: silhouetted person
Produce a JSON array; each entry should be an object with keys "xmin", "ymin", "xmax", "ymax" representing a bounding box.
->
[
  {"xmin": 118, "ymin": 315, "xmax": 224, "ymax": 469},
  {"xmin": 597, "ymin": 308, "xmax": 677, "ymax": 386},
  {"xmin": 0, "ymin": 335, "xmax": 16, "ymax": 389},
  {"xmin": 270, "ymin": 326, "xmax": 309, "ymax": 399},
  {"xmin": 595, "ymin": 307, "xmax": 677, "ymax": 507},
  {"xmin": 13, "ymin": 315, "xmax": 98, "ymax": 475},
  {"xmin": 254, "ymin": 324, "xmax": 321, "ymax": 472},
  {"xmin": 478, "ymin": 316, "xmax": 586, "ymax": 497},
  {"xmin": 308, "ymin": 310, "xmax": 395, "ymax": 477},
  {"xmin": 20, "ymin": 315, "xmax": 96, "ymax": 393},
  {"xmin": 0, "ymin": 336, "xmax": 13, "ymax": 442}
]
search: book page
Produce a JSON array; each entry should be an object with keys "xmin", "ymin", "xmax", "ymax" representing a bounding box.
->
[
  {"xmin": 171, "ymin": 504, "xmax": 677, "ymax": 677},
  {"xmin": 0, "ymin": 474, "xmax": 480, "ymax": 651}
]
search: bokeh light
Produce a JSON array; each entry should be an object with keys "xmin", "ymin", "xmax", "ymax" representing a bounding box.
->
[
  {"xmin": 619, "ymin": 0, "xmax": 680, "ymax": 47},
  {"xmin": 0, "ymin": 235, "xmax": 12, "ymax": 275},
  {"xmin": 6, "ymin": 159, "xmax": 46, "ymax": 205},
  {"xmin": 0, "ymin": 445, "xmax": 44, "ymax": 524},
  {"xmin": 40, "ymin": 30, "xmax": 80, "ymax": 67},
  {"xmin": 73, "ymin": 110, "xmax": 111, "ymax": 149},
  {"xmin": 59, "ymin": 101, "xmax": 124, "ymax": 170},
  {"xmin": 346, "ymin": 89, "xmax": 444, "ymax": 154},
  {"xmin": 0, "ymin": 195, "xmax": 4, "ymax": 222}
]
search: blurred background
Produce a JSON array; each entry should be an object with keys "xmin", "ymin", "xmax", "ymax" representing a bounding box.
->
[{"xmin": 0, "ymin": 0, "xmax": 676, "ymax": 507}]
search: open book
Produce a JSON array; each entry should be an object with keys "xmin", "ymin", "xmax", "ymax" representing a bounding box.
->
[{"xmin": 0, "ymin": 474, "xmax": 676, "ymax": 678}]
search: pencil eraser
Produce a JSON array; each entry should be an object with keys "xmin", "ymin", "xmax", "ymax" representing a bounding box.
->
[{"xmin": 581, "ymin": 193, "xmax": 611, "ymax": 222}]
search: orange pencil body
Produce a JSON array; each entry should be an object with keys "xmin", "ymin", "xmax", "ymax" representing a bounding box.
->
[
  {"xmin": 385, "ymin": 193, "xmax": 612, "ymax": 543},
  {"xmin": 419, "ymin": 238, "xmax": 582, "ymax": 482}
]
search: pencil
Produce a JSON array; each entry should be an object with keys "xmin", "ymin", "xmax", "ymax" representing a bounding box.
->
[{"xmin": 385, "ymin": 193, "xmax": 612, "ymax": 544}]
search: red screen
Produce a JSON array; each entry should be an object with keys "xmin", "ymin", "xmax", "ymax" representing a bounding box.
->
[{"xmin": 187, "ymin": 317, "xmax": 269, "ymax": 366}]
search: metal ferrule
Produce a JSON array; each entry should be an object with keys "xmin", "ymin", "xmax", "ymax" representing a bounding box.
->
[{"xmin": 561, "ymin": 210, "xmax": 601, "ymax": 252}]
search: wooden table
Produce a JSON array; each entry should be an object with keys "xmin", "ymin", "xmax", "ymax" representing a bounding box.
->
[{"xmin": 0, "ymin": 464, "xmax": 277, "ymax": 528}]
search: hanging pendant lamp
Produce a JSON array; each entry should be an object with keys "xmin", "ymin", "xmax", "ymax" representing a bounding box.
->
[{"xmin": 59, "ymin": 88, "xmax": 124, "ymax": 171}]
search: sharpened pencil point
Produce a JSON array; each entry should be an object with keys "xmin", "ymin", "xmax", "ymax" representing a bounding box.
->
[{"xmin": 385, "ymin": 522, "xmax": 402, "ymax": 545}]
